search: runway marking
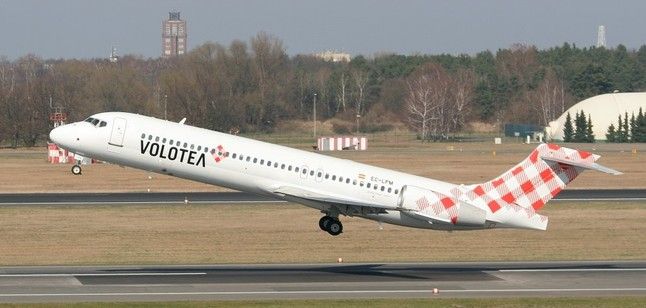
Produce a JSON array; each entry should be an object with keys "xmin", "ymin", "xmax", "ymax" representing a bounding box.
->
[
  {"xmin": 500, "ymin": 268, "xmax": 646, "ymax": 272},
  {"xmin": 1, "ymin": 288, "xmax": 646, "ymax": 297},
  {"xmin": 0, "ymin": 273, "xmax": 206, "ymax": 277}
]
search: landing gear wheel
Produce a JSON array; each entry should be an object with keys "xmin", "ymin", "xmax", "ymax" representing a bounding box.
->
[
  {"xmin": 319, "ymin": 216, "xmax": 333, "ymax": 231},
  {"xmin": 71, "ymin": 165, "xmax": 82, "ymax": 175},
  {"xmin": 326, "ymin": 219, "xmax": 343, "ymax": 236}
]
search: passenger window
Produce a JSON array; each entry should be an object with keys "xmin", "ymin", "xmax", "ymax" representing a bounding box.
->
[
  {"xmin": 190, "ymin": 144, "xmax": 195, "ymax": 150},
  {"xmin": 387, "ymin": 187, "xmax": 392, "ymax": 193},
  {"xmin": 162, "ymin": 138, "xmax": 167, "ymax": 143},
  {"xmin": 253, "ymin": 158, "xmax": 257, "ymax": 163},
  {"xmin": 224, "ymin": 152, "xmax": 229, "ymax": 157},
  {"xmin": 281, "ymin": 164, "xmax": 285, "ymax": 169},
  {"xmin": 325, "ymin": 174, "xmax": 329, "ymax": 179},
  {"xmin": 381, "ymin": 186, "xmax": 385, "ymax": 191},
  {"xmin": 141, "ymin": 133, "xmax": 146, "ymax": 139},
  {"xmin": 239, "ymin": 155, "xmax": 244, "ymax": 160},
  {"xmin": 310, "ymin": 170, "xmax": 314, "ymax": 176},
  {"xmin": 289, "ymin": 166, "xmax": 293, "ymax": 171},
  {"xmin": 360, "ymin": 182, "xmax": 364, "ymax": 187},
  {"xmin": 394, "ymin": 189, "xmax": 399, "ymax": 194},
  {"xmin": 99, "ymin": 121, "xmax": 107, "ymax": 127},
  {"xmin": 317, "ymin": 172, "xmax": 322, "ymax": 177},
  {"xmin": 367, "ymin": 183, "xmax": 371, "ymax": 188},
  {"xmin": 345, "ymin": 178, "xmax": 350, "ymax": 184},
  {"xmin": 232, "ymin": 153, "xmax": 237, "ymax": 159},
  {"xmin": 267, "ymin": 161, "xmax": 272, "ymax": 166},
  {"xmin": 197, "ymin": 145, "xmax": 202, "ymax": 151},
  {"xmin": 169, "ymin": 139, "xmax": 174, "ymax": 144},
  {"xmin": 353, "ymin": 180, "xmax": 357, "ymax": 185},
  {"xmin": 302, "ymin": 169, "xmax": 307, "ymax": 174},
  {"xmin": 339, "ymin": 177, "xmax": 343, "ymax": 182},
  {"xmin": 260, "ymin": 159, "xmax": 264, "ymax": 164},
  {"xmin": 183, "ymin": 142, "xmax": 188, "ymax": 148},
  {"xmin": 374, "ymin": 185, "xmax": 378, "ymax": 190},
  {"xmin": 274, "ymin": 162, "xmax": 278, "ymax": 168},
  {"xmin": 210, "ymin": 149, "xmax": 216, "ymax": 154},
  {"xmin": 295, "ymin": 167, "xmax": 299, "ymax": 172},
  {"xmin": 204, "ymin": 147, "xmax": 209, "ymax": 153},
  {"xmin": 332, "ymin": 175, "xmax": 337, "ymax": 181},
  {"xmin": 148, "ymin": 135, "xmax": 153, "ymax": 141},
  {"xmin": 246, "ymin": 157, "xmax": 251, "ymax": 162},
  {"xmin": 155, "ymin": 136, "xmax": 160, "ymax": 142}
]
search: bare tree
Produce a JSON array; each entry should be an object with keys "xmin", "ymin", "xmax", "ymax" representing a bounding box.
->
[
  {"xmin": 336, "ymin": 70, "xmax": 348, "ymax": 113},
  {"xmin": 450, "ymin": 68, "xmax": 476, "ymax": 132},
  {"xmin": 533, "ymin": 69, "xmax": 566, "ymax": 126}
]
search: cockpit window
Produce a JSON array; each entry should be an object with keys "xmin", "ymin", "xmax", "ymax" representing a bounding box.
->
[{"xmin": 85, "ymin": 117, "xmax": 107, "ymax": 127}]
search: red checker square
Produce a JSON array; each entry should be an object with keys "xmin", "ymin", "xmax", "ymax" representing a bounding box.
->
[
  {"xmin": 512, "ymin": 166, "xmax": 524, "ymax": 176},
  {"xmin": 550, "ymin": 186, "xmax": 562, "ymax": 197},
  {"xmin": 488, "ymin": 200, "xmax": 501, "ymax": 213},
  {"xmin": 529, "ymin": 150, "xmax": 539, "ymax": 163},
  {"xmin": 501, "ymin": 192, "xmax": 515, "ymax": 204},
  {"xmin": 473, "ymin": 185, "xmax": 485, "ymax": 196},
  {"xmin": 547, "ymin": 144, "xmax": 561, "ymax": 151},
  {"xmin": 492, "ymin": 178, "xmax": 505, "ymax": 187},
  {"xmin": 532, "ymin": 199, "xmax": 545, "ymax": 211},
  {"xmin": 450, "ymin": 217, "xmax": 458, "ymax": 225},
  {"xmin": 540, "ymin": 168, "xmax": 554, "ymax": 182},
  {"xmin": 441, "ymin": 197, "xmax": 455, "ymax": 209},
  {"xmin": 520, "ymin": 181, "xmax": 535, "ymax": 193},
  {"xmin": 577, "ymin": 150, "xmax": 592, "ymax": 159}
]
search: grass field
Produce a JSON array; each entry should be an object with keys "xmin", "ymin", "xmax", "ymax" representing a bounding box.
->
[
  {"xmin": 0, "ymin": 201, "xmax": 644, "ymax": 265},
  {"xmin": 2, "ymin": 297, "xmax": 646, "ymax": 308},
  {"xmin": 0, "ymin": 141, "xmax": 644, "ymax": 193}
]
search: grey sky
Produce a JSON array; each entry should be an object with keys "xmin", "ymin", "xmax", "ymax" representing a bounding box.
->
[{"xmin": 1, "ymin": 0, "xmax": 645, "ymax": 59}]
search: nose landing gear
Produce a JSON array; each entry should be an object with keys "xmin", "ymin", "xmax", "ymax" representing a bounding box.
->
[
  {"xmin": 319, "ymin": 216, "xmax": 343, "ymax": 236},
  {"xmin": 71, "ymin": 164, "xmax": 82, "ymax": 175}
]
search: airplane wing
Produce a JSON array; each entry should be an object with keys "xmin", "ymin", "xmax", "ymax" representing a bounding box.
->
[{"xmin": 272, "ymin": 186, "xmax": 398, "ymax": 211}]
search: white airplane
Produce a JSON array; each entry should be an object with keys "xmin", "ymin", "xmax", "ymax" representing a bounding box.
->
[{"xmin": 49, "ymin": 112, "xmax": 621, "ymax": 236}]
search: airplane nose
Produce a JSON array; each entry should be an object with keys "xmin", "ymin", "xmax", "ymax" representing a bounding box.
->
[{"xmin": 49, "ymin": 126, "xmax": 63, "ymax": 145}]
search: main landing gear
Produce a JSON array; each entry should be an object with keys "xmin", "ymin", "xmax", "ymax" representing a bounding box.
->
[
  {"xmin": 319, "ymin": 216, "xmax": 343, "ymax": 236},
  {"xmin": 71, "ymin": 164, "xmax": 82, "ymax": 175}
]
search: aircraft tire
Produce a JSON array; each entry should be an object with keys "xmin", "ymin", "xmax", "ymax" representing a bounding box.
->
[
  {"xmin": 71, "ymin": 165, "xmax": 82, "ymax": 175},
  {"xmin": 319, "ymin": 216, "xmax": 332, "ymax": 231},
  {"xmin": 326, "ymin": 220, "xmax": 343, "ymax": 236}
]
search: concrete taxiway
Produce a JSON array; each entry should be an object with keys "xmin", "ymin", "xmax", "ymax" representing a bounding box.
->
[
  {"xmin": 0, "ymin": 261, "xmax": 645, "ymax": 302},
  {"xmin": 0, "ymin": 189, "xmax": 644, "ymax": 205}
]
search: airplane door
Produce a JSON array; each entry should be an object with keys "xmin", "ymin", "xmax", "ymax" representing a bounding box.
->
[{"xmin": 108, "ymin": 117, "xmax": 127, "ymax": 151}]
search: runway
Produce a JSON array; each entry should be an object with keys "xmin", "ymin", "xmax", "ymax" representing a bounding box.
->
[
  {"xmin": 0, "ymin": 261, "xmax": 645, "ymax": 302},
  {"xmin": 0, "ymin": 189, "xmax": 645, "ymax": 205}
]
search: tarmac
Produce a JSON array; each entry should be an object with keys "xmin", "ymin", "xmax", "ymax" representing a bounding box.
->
[
  {"xmin": 0, "ymin": 189, "xmax": 645, "ymax": 205},
  {"xmin": 0, "ymin": 261, "xmax": 645, "ymax": 302}
]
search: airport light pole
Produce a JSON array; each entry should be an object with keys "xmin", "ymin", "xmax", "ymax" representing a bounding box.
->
[{"xmin": 313, "ymin": 93, "xmax": 317, "ymax": 139}]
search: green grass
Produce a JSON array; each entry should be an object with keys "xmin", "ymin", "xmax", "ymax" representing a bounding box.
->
[{"xmin": 2, "ymin": 298, "xmax": 646, "ymax": 307}]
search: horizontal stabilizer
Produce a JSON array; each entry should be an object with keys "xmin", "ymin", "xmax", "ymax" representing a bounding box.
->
[{"xmin": 541, "ymin": 156, "xmax": 622, "ymax": 175}]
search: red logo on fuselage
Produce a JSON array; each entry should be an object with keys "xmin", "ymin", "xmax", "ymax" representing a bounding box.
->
[{"xmin": 213, "ymin": 145, "xmax": 227, "ymax": 163}]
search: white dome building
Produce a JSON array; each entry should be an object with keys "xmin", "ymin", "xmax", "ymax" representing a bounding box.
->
[{"xmin": 546, "ymin": 92, "xmax": 646, "ymax": 141}]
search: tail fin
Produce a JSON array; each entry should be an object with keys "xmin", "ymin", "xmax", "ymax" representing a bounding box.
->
[{"xmin": 462, "ymin": 144, "xmax": 621, "ymax": 214}]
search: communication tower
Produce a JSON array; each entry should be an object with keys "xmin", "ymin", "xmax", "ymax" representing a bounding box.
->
[{"xmin": 596, "ymin": 25, "xmax": 606, "ymax": 48}]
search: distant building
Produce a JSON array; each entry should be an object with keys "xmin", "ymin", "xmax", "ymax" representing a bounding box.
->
[
  {"xmin": 314, "ymin": 50, "xmax": 351, "ymax": 62},
  {"xmin": 545, "ymin": 92, "xmax": 646, "ymax": 141},
  {"xmin": 162, "ymin": 11, "xmax": 187, "ymax": 57}
]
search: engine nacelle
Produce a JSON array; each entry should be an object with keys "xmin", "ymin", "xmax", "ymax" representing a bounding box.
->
[{"xmin": 397, "ymin": 185, "xmax": 486, "ymax": 227}]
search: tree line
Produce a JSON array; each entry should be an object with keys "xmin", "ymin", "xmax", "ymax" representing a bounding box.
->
[
  {"xmin": 605, "ymin": 109, "xmax": 646, "ymax": 142},
  {"xmin": 3, "ymin": 33, "xmax": 646, "ymax": 147}
]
